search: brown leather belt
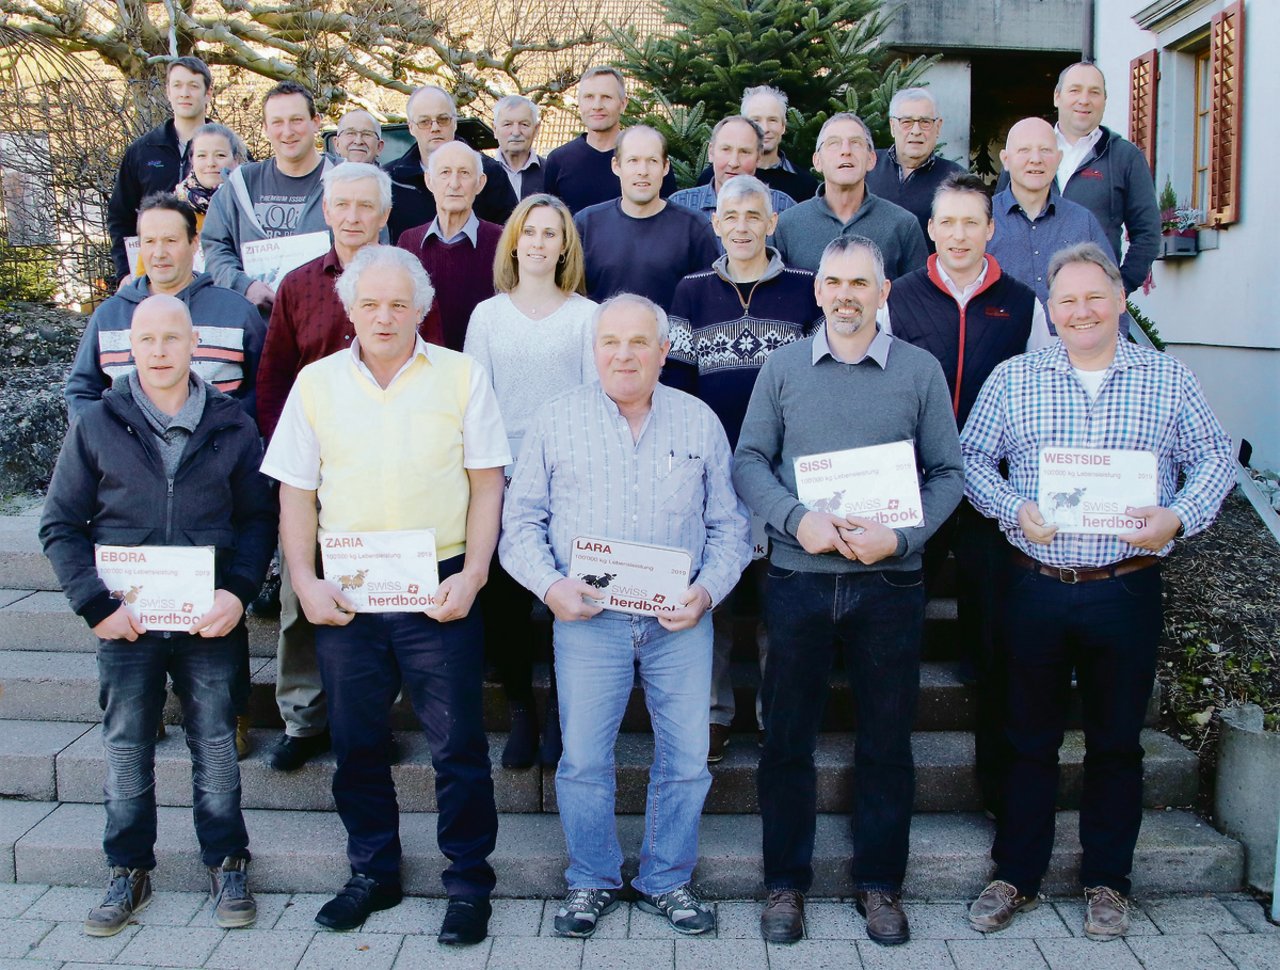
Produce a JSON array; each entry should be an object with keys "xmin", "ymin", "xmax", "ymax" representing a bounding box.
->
[{"xmin": 1010, "ymin": 549, "xmax": 1160, "ymax": 585}]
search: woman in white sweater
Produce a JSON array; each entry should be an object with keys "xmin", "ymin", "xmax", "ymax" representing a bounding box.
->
[{"xmin": 465, "ymin": 194, "xmax": 596, "ymax": 769}]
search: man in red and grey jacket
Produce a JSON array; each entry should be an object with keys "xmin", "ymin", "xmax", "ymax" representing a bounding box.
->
[{"xmin": 881, "ymin": 172, "xmax": 1050, "ymax": 819}]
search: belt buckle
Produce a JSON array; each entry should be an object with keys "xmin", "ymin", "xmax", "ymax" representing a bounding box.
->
[{"xmin": 1057, "ymin": 566, "xmax": 1079, "ymax": 585}]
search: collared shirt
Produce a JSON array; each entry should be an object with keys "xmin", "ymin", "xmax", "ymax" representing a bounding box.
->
[
  {"xmin": 811, "ymin": 322, "xmax": 892, "ymax": 367},
  {"xmin": 667, "ymin": 182, "xmax": 797, "ymax": 225},
  {"xmin": 989, "ymin": 187, "xmax": 1114, "ymax": 307},
  {"xmin": 496, "ymin": 150, "xmax": 544, "ymax": 197},
  {"xmin": 499, "ymin": 381, "xmax": 752, "ymax": 607},
  {"xmin": 887, "ymin": 145, "xmax": 942, "ymax": 184},
  {"xmin": 765, "ymin": 150, "xmax": 798, "ymax": 174},
  {"xmin": 1055, "ymin": 124, "xmax": 1103, "ymax": 190},
  {"xmin": 961, "ymin": 337, "xmax": 1234, "ymax": 568},
  {"xmin": 424, "ymin": 211, "xmax": 480, "ymax": 246}
]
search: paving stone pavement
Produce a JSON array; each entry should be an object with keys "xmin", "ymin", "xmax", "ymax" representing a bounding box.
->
[{"xmin": 0, "ymin": 885, "xmax": 1275, "ymax": 968}]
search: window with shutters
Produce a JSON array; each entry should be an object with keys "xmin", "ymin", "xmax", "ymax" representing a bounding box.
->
[
  {"xmin": 1206, "ymin": 1, "xmax": 1244, "ymax": 226},
  {"xmin": 1192, "ymin": 46, "xmax": 1211, "ymax": 213}
]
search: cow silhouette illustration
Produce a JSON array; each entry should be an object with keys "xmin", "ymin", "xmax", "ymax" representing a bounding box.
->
[
  {"xmin": 811, "ymin": 490, "xmax": 845, "ymax": 514},
  {"xmin": 1047, "ymin": 487, "xmax": 1087, "ymax": 526},
  {"xmin": 337, "ymin": 568, "xmax": 369, "ymax": 590},
  {"xmin": 578, "ymin": 572, "xmax": 616, "ymax": 589},
  {"xmin": 109, "ymin": 585, "xmax": 143, "ymax": 605}
]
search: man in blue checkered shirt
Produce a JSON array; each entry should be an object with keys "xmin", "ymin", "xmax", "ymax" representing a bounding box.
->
[{"xmin": 960, "ymin": 242, "xmax": 1233, "ymax": 943}]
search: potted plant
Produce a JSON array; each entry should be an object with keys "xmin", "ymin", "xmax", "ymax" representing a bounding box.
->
[{"xmin": 1159, "ymin": 178, "xmax": 1202, "ymax": 257}]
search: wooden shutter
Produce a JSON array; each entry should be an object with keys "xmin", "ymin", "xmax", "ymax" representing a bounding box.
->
[
  {"xmin": 1128, "ymin": 49, "xmax": 1159, "ymax": 172},
  {"xmin": 1207, "ymin": 0, "xmax": 1245, "ymax": 226}
]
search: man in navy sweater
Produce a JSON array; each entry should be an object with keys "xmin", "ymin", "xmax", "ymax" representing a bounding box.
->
[
  {"xmin": 544, "ymin": 67, "xmax": 676, "ymax": 213},
  {"xmin": 666, "ymin": 175, "xmax": 822, "ymax": 763},
  {"xmin": 574, "ymin": 126, "xmax": 719, "ymax": 311},
  {"xmin": 883, "ymin": 172, "xmax": 1049, "ymax": 817}
]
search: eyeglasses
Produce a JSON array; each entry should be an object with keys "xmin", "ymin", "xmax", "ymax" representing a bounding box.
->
[
  {"xmin": 413, "ymin": 114, "xmax": 456, "ymax": 129},
  {"xmin": 893, "ymin": 116, "xmax": 938, "ymax": 131},
  {"xmin": 338, "ymin": 129, "xmax": 379, "ymax": 141}
]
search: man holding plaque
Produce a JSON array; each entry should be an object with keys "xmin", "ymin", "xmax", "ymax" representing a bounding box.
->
[
  {"xmin": 40, "ymin": 294, "xmax": 277, "ymax": 937},
  {"xmin": 962, "ymin": 243, "xmax": 1233, "ymax": 941},
  {"xmin": 733, "ymin": 236, "xmax": 963, "ymax": 946},
  {"xmin": 261, "ymin": 245, "xmax": 509, "ymax": 945},
  {"xmin": 500, "ymin": 293, "xmax": 751, "ymax": 938}
]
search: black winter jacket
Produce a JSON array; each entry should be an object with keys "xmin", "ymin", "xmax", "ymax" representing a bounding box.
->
[
  {"xmin": 106, "ymin": 120, "xmax": 189, "ymax": 282},
  {"xmin": 40, "ymin": 378, "xmax": 277, "ymax": 628}
]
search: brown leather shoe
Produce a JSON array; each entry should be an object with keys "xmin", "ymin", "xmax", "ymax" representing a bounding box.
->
[
  {"xmin": 854, "ymin": 889, "xmax": 909, "ymax": 945},
  {"xmin": 760, "ymin": 888, "xmax": 804, "ymax": 943},
  {"xmin": 1083, "ymin": 886, "xmax": 1130, "ymax": 941},
  {"xmin": 708, "ymin": 723, "xmax": 730, "ymax": 764},
  {"xmin": 968, "ymin": 879, "xmax": 1038, "ymax": 933}
]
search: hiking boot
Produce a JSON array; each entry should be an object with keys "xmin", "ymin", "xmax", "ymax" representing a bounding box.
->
[
  {"xmin": 636, "ymin": 884, "xmax": 715, "ymax": 935},
  {"xmin": 209, "ymin": 856, "xmax": 256, "ymax": 928},
  {"xmin": 968, "ymin": 879, "xmax": 1038, "ymax": 933},
  {"xmin": 760, "ymin": 888, "xmax": 805, "ymax": 943},
  {"xmin": 84, "ymin": 866, "xmax": 151, "ymax": 937},
  {"xmin": 1083, "ymin": 886, "xmax": 1130, "ymax": 941},
  {"xmin": 854, "ymin": 889, "xmax": 909, "ymax": 945},
  {"xmin": 708, "ymin": 723, "xmax": 730, "ymax": 764},
  {"xmin": 553, "ymin": 887, "xmax": 620, "ymax": 938}
]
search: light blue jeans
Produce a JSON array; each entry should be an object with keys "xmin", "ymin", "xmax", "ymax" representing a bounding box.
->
[{"xmin": 553, "ymin": 610, "xmax": 712, "ymax": 896}]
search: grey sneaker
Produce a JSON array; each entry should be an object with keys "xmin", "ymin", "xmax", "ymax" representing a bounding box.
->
[
  {"xmin": 636, "ymin": 884, "xmax": 715, "ymax": 935},
  {"xmin": 1083, "ymin": 886, "xmax": 1130, "ymax": 941},
  {"xmin": 84, "ymin": 866, "xmax": 151, "ymax": 936},
  {"xmin": 209, "ymin": 856, "xmax": 257, "ymax": 928},
  {"xmin": 553, "ymin": 887, "xmax": 620, "ymax": 938},
  {"xmin": 968, "ymin": 879, "xmax": 1038, "ymax": 933}
]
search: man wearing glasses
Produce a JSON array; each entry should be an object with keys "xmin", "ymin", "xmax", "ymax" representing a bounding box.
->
[
  {"xmin": 334, "ymin": 110, "xmax": 385, "ymax": 165},
  {"xmin": 866, "ymin": 88, "xmax": 965, "ymax": 252},
  {"xmin": 383, "ymin": 85, "xmax": 517, "ymax": 242}
]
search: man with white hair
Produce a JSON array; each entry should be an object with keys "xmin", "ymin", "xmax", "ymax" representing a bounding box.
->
[
  {"xmin": 334, "ymin": 109, "xmax": 385, "ymax": 165},
  {"xmin": 384, "ymin": 84, "xmax": 516, "ymax": 241},
  {"xmin": 397, "ymin": 141, "xmax": 502, "ymax": 350},
  {"xmin": 666, "ymin": 175, "xmax": 822, "ymax": 761},
  {"xmin": 866, "ymin": 87, "xmax": 965, "ymax": 250},
  {"xmin": 263, "ymin": 244, "xmax": 509, "ymax": 944},
  {"xmin": 502, "ymin": 293, "xmax": 751, "ymax": 939},
  {"xmin": 695, "ymin": 86, "xmax": 818, "ymax": 203},
  {"xmin": 255, "ymin": 162, "xmax": 440, "ymax": 772},
  {"xmin": 492, "ymin": 94, "xmax": 546, "ymax": 198}
]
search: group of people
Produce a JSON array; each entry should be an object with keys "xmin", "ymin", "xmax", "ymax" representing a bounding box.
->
[{"xmin": 40, "ymin": 54, "xmax": 1234, "ymax": 951}]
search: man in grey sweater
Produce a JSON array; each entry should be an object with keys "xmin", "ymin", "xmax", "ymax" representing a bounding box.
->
[
  {"xmin": 773, "ymin": 113, "xmax": 927, "ymax": 279},
  {"xmin": 733, "ymin": 236, "xmax": 962, "ymax": 947}
]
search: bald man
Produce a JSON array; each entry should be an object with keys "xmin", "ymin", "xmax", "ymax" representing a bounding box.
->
[
  {"xmin": 41, "ymin": 294, "xmax": 277, "ymax": 937},
  {"xmin": 989, "ymin": 118, "xmax": 1114, "ymax": 319}
]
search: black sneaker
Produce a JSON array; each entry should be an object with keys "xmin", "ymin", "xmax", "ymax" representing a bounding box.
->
[
  {"xmin": 315, "ymin": 873, "xmax": 403, "ymax": 931},
  {"xmin": 636, "ymin": 884, "xmax": 715, "ymax": 935},
  {"xmin": 267, "ymin": 730, "xmax": 331, "ymax": 772},
  {"xmin": 247, "ymin": 573, "xmax": 282, "ymax": 618},
  {"xmin": 437, "ymin": 896, "xmax": 492, "ymax": 945},
  {"xmin": 208, "ymin": 856, "xmax": 256, "ymax": 928},
  {"xmin": 84, "ymin": 866, "xmax": 151, "ymax": 937},
  {"xmin": 553, "ymin": 887, "xmax": 620, "ymax": 938}
]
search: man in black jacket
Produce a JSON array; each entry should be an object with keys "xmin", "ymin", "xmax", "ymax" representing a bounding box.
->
[
  {"xmin": 40, "ymin": 294, "xmax": 276, "ymax": 939},
  {"xmin": 106, "ymin": 57, "xmax": 214, "ymax": 285}
]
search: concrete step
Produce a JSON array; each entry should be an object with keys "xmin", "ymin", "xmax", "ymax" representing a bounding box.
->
[
  {"xmin": 45, "ymin": 723, "xmax": 1196, "ymax": 815},
  {"xmin": 5, "ymin": 800, "xmax": 1242, "ymax": 897},
  {"xmin": 0, "ymin": 509, "xmax": 57, "ymax": 592},
  {"xmin": 0, "ymin": 721, "xmax": 93, "ymax": 800},
  {"xmin": 0, "ymin": 591, "xmax": 279, "ymax": 656},
  {"xmin": 0, "ymin": 651, "xmax": 1162, "ymax": 732}
]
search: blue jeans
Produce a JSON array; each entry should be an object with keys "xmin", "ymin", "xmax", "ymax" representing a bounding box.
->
[
  {"xmin": 554, "ymin": 610, "xmax": 712, "ymax": 895},
  {"xmin": 97, "ymin": 630, "xmax": 249, "ymax": 870},
  {"xmin": 313, "ymin": 556, "xmax": 497, "ymax": 898},
  {"xmin": 994, "ymin": 563, "xmax": 1162, "ymax": 896},
  {"xmin": 759, "ymin": 567, "xmax": 925, "ymax": 893}
]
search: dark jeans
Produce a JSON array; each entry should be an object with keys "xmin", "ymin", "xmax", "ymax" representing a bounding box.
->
[
  {"xmin": 994, "ymin": 563, "xmax": 1162, "ymax": 896},
  {"xmin": 923, "ymin": 500, "xmax": 1011, "ymax": 813},
  {"xmin": 478, "ymin": 555, "xmax": 536, "ymax": 707},
  {"xmin": 98, "ymin": 630, "xmax": 249, "ymax": 870},
  {"xmin": 759, "ymin": 566, "xmax": 925, "ymax": 893},
  {"xmin": 314, "ymin": 555, "xmax": 497, "ymax": 898}
]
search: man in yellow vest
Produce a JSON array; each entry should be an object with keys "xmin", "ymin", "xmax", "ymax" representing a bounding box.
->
[{"xmin": 261, "ymin": 245, "xmax": 509, "ymax": 945}]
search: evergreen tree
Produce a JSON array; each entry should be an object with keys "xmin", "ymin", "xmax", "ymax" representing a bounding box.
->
[{"xmin": 613, "ymin": 0, "xmax": 937, "ymax": 186}]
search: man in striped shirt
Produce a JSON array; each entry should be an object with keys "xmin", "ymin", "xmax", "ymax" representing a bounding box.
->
[
  {"xmin": 962, "ymin": 243, "xmax": 1234, "ymax": 941},
  {"xmin": 500, "ymin": 294, "xmax": 751, "ymax": 940},
  {"xmin": 67, "ymin": 193, "xmax": 265, "ymax": 422}
]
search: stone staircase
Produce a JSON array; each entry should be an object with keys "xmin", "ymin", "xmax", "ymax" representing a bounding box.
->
[{"xmin": 0, "ymin": 502, "xmax": 1245, "ymax": 898}]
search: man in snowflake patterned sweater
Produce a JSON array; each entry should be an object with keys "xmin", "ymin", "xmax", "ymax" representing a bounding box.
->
[{"xmin": 663, "ymin": 174, "xmax": 824, "ymax": 764}]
